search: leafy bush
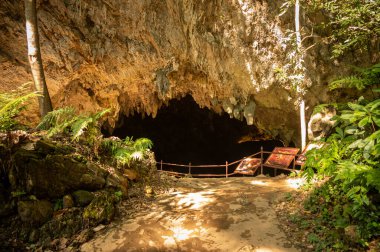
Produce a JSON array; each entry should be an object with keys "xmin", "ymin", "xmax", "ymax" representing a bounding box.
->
[
  {"xmin": 0, "ymin": 84, "xmax": 37, "ymax": 131},
  {"xmin": 303, "ymin": 95, "xmax": 380, "ymax": 245},
  {"xmin": 304, "ymin": 0, "xmax": 380, "ymax": 57}
]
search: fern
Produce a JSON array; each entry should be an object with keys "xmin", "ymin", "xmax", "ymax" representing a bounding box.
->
[
  {"xmin": 131, "ymin": 138, "xmax": 153, "ymax": 151},
  {"xmin": 37, "ymin": 107, "xmax": 76, "ymax": 131},
  {"xmin": 71, "ymin": 108, "xmax": 111, "ymax": 144},
  {"xmin": 102, "ymin": 136, "xmax": 153, "ymax": 167},
  {"xmin": 0, "ymin": 84, "xmax": 38, "ymax": 131},
  {"xmin": 329, "ymin": 63, "xmax": 380, "ymax": 91},
  {"xmin": 38, "ymin": 107, "xmax": 110, "ymax": 145}
]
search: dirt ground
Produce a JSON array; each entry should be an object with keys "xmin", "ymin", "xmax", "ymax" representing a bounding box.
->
[{"xmin": 81, "ymin": 176, "xmax": 304, "ymax": 252}]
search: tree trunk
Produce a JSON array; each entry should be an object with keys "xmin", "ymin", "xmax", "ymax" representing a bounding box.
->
[
  {"xmin": 25, "ymin": 0, "xmax": 53, "ymax": 117},
  {"xmin": 300, "ymin": 99, "xmax": 306, "ymax": 151},
  {"xmin": 295, "ymin": 0, "xmax": 307, "ymax": 151}
]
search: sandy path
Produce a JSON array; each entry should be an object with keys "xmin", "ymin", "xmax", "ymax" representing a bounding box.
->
[{"xmin": 81, "ymin": 177, "xmax": 302, "ymax": 252}]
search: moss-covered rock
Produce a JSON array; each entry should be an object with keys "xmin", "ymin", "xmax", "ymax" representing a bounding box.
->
[
  {"xmin": 11, "ymin": 148, "xmax": 106, "ymax": 198},
  {"xmin": 17, "ymin": 200, "xmax": 53, "ymax": 226},
  {"xmin": 106, "ymin": 170, "xmax": 128, "ymax": 197},
  {"xmin": 79, "ymin": 174, "xmax": 106, "ymax": 191},
  {"xmin": 72, "ymin": 190, "xmax": 94, "ymax": 207},
  {"xmin": 38, "ymin": 208, "xmax": 85, "ymax": 241},
  {"xmin": 83, "ymin": 191, "xmax": 117, "ymax": 225},
  {"xmin": 62, "ymin": 195, "xmax": 74, "ymax": 209}
]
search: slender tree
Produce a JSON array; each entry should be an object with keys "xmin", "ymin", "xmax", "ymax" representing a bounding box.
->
[
  {"xmin": 25, "ymin": 0, "xmax": 53, "ymax": 117},
  {"xmin": 295, "ymin": 0, "xmax": 306, "ymax": 151}
]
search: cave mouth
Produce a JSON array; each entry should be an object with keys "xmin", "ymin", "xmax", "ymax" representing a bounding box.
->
[{"xmin": 107, "ymin": 95, "xmax": 283, "ymax": 172}]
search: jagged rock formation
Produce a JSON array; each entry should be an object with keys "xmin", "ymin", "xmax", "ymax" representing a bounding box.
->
[{"xmin": 0, "ymin": 0, "xmax": 376, "ymax": 144}]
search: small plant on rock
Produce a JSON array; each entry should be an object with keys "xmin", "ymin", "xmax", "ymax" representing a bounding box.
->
[{"xmin": 101, "ymin": 136, "xmax": 153, "ymax": 168}]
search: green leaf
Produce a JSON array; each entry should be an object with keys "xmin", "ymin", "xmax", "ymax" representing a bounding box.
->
[
  {"xmin": 358, "ymin": 117, "xmax": 370, "ymax": 128},
  {"xmin": 348, "ymin": 102, "xmax": 366, "ymax": 112},
  {"xmin": 348, "ymin": 139, "xmax": 365, "ymax": 149},
  {"xmin": 336, "ymin": 127, "xmax": 344, "ymax": 138},
  {"xmin": 344, "ymin": 126, "xmax": 358, "ymax": 135},
  {"xmin": 373, "ymin": 117, "xmax": 380, "ymax": 127}
]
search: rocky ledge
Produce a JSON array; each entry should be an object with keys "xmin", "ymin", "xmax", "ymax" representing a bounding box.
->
[{"xmin": 0, "ymin": 130, "xmax": 157, "ymax": 251}]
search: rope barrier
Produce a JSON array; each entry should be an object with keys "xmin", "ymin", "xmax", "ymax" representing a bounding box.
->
[{"xmin": 156, "ymin": 148, "xmax": 302, "ymax": 178}]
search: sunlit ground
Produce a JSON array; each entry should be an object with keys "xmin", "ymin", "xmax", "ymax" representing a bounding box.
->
[
  {"xmin": 161, "ymin": 178, "xmax": 304, "ymax": 247},
  {"xmin": 250, "ymin": 177, "xmax": 306, "ymax": 189},
  {"xmin": 286, "ymin": 177, "xmax": 306, "ymax": 189},
  {"xmin": 82, "ymin": 177, "xmax": 303, "ymax": 251},
  {"xmin": 162, "ymin": 191, "xmax": 216, "ymax": 245},
  {"xmin": 172, "ymin": 190, "xmax": 216, "ymax": 210},
  {"xmin": 250, "ymin": 180, "xmax": 268, "ymax": 186}
]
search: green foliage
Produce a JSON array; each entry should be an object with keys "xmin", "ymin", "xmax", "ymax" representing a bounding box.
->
[
  {"xmin": 37, "ymin": 107, "xmax": 110, "ymax": 145},
  {"xmin": 54, "ymin": 199, "xmax": 63, "ymax": 211},
  {"xmin": 11, "ymin": 191, "xmax": 27, "ymax": 198},
  {"xmin": 101, "ymin": 137, "xmax": 153, "ymax": 167},
  {"xmin": 304, "ymin": 0, "xmax": 380, "ymax": 57},
  {"xmin": 70, "ymin": 109, "xmax": 111, "ymax": 145},
  {"xmin": 114, "ymin": 191, "xmax": 123, "ymax": 202},
  {"xmin": 37, "ymin": 107, "xmax": 77, "ymax": 136},
  {"xmin": 0, "ymin": 84, "xmax": 38, "ymax": 131},
  {"xmin": 329, "ymin": 63, "xmax": 380, "ymax": 91},
  {"xmin": 303, "ymin": 95, "xmax": 380, "ymax": 245}
]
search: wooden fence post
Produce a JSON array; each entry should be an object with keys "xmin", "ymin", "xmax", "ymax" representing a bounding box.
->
[
  {"xmin": 189, "ymin": 162, "xmax": 191, "ymax": 175},
  {"xmin": 225, "ymin": 161, "xmax": 228, "ymax": 178},
  {"xmin": 260, "ymin": 146, "xmax": 264, "ymax": 175},
  {"xmin": 160, "ymin": 160, "xmax": 163, "ymax": 171},
  {"xmin": 292, "ymin": 157, "xmax": 295, "ymax": 171}
]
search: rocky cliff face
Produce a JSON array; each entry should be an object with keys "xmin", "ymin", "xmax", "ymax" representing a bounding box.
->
[{"xmin": 0, "ymin": 0, "xmax": 375, "ymax": 144}]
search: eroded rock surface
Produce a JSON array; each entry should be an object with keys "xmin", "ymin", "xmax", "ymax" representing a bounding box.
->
[{"xmin": 0, "ymin": 0, "xmax": 377, "ymax": 144}]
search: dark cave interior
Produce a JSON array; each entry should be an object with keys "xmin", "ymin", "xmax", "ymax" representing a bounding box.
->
[{"xmin": 107, "ymin": 95, "xmax": 284, "ymax": 174}]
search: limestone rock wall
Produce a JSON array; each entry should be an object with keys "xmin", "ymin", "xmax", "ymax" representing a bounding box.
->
[{"xmin": 0, "ymin": 0, "xmax": 374, "ymax": 144}]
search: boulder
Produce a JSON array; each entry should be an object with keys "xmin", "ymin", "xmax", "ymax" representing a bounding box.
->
[
  {"xmin": 62, "ymin": 195, "xmax": 74, "ymax": 209},
  {"xmin": 80, "ymin": 174, "xmax": 106, "ymax": 191},
  {"xmin": 72, "ymin": 190, "xmax": 94, "ymax": 207},
  {"xmin": 11, "ymin": 148, "xmax": 107, "ymax": 198},
  {"xmin": 123, "ymin": 169, "xmax": 138, "ymax": 180},
  {"xmin": 36, "ymin": 140, "xmax": 74, "ymax": 156},
  {"xmin": 308, "ymin": 106, "xmax": 336, "ymax": 141},
  {"xmin": 83, "ymin": 191, "xmax": 117, "ymax": 225},
  {"xmin": 18, "ymin": 200, "xmax": 53, "ymax": 226},
  {"xmin": 38, "ymin": 208, "xmax": 84, "ymax": 240},
  {"xmin": 106, "ymin": 171, "xmax": 128, "ymax": 197},
  {"xmin": 0, "ymin": 184, "xmax": 15, "ymax": 217}
]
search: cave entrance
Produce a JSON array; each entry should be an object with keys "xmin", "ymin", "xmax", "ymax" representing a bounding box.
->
[{"xmin": 109, "ymin": 95, "xmax": 283, "ymax": 174}]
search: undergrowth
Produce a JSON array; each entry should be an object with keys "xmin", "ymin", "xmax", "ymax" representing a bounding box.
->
[
  {"xmin": 38, "ymin": 107, "xmax": 156, "ymax": 182},
  {"xmin": 297, "ymin": 63, "xmax": 380, "ymax": 250}
]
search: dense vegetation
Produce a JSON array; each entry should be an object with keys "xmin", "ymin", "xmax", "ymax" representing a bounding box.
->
[
  {"xmin": 0, "ymin": 88, "xmax": 154, "ymax": 178},
  {"xmin": 304, "ymin": 0, "xmax": 379, "ymax": 57},
  {"xmin": 300, "ymin": 63, "xmax": 380, "ymax": 250}
]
